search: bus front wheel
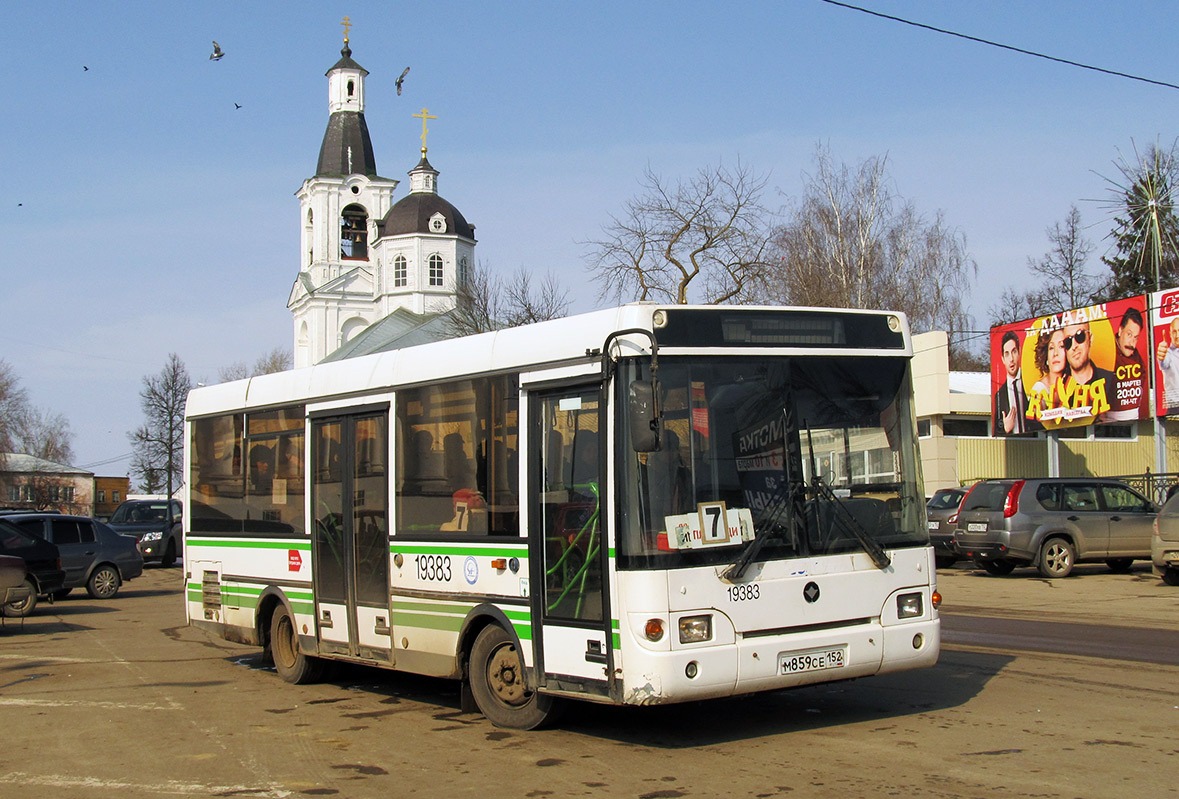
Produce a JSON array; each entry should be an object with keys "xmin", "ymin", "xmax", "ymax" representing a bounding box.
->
[
  {"xmin": 468, "ymin": 624, "xmax": 559, "ymax": 730},
  {"xmin": 270, "ymin": 605, "xmax": 324, "ymax": 684}
]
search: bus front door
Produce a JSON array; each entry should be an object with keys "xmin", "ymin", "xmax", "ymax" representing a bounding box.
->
[
  {"xmin": 310, "ymin": 410, "xmax": 392, "ymax": 662},
  {"xmin": 531, "ymin": 387, "xmax": 612, "ymax": 691}
]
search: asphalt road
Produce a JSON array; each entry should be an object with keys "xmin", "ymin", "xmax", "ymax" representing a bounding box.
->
[{"xmin": 0, "ymin": 561, "xmax": 1176, "ymax": 798}]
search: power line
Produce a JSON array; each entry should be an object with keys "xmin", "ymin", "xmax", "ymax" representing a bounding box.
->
[{"xmin": 819, "ymin": 0, "xmax": 1179, "ymax": 92}]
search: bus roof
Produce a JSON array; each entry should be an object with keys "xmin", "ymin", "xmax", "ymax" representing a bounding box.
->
[{"xmin": 186, "ymin": 303, "xmax": 911, "ymax": 418}]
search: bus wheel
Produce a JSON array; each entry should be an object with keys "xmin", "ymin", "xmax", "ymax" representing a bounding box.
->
[
  {"xmin": 270, "ymin": 606, "xmax": 324, "ymax": 684},
  {"xmin": 469, "ymin": 625, "xmax": 559, "ymax": 730}
]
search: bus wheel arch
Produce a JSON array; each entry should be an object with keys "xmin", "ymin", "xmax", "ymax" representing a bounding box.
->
[{"xmin": 255, "ymin": 589, "xmax": 292, "ymax": 665}]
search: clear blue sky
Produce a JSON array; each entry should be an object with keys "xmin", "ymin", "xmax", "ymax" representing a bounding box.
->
[{"xmin": 4, "ymin": 1, "xmax": 1179, "ymax": 473}]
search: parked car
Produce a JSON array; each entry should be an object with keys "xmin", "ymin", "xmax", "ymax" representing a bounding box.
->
[
  {"xmin": 0, "ymin": 518, "xmax": 66, "ymax": 616},
  {"xmin": 106, "ymin": 499, "xmax": 183, "ymax": 567},
  {"xmin": 1152, "ymin": 493, "xmax": 1179, "ymax": 586},
  {"xmin": 926, "ymin": 487, "xmax": 968, "ymax": 568},
  {"xmin": 0, "ymin": 554, "xmax": 33, "ymax": 610},
  {"xmin": 3, "ymin": 513, "xmax": 143, "ymax": 599},
  {"xmin": 953, "ymin": 477, "xmax": 1157, "ymax": 578}
]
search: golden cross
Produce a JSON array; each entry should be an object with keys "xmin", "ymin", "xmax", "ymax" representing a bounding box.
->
[
  {"xmin": 412, "ymin": 107, "xmax": 437, "ymax": 154},
  {"xmin": 341, "ymin": 16, "xmax": 352, "ymax": 43}
]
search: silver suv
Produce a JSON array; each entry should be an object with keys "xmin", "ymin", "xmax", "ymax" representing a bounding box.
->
[{"xmin": 953, "ymin": 478, "xmax": 1157, "ymax": 578}]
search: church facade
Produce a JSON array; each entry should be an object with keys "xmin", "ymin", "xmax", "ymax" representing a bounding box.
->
[{"xmin": 288, "ymin": 37, "xmax": 475, "ymax": 368}]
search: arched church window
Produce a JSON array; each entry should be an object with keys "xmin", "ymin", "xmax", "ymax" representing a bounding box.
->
[
  {"xmin": 347, "ymin": 80, "xmax": 355, "ymax": 97},
  {"xmin": 394, "ymin": 255, "xmax": 408, "ymax": 287},
  {"xmin": 428, "ymin": 254, "xmax": 444, "ymax": 287},
  {"xmin": 458, "ymin": 256, "xmax": 469, "ymax": 287},
  {"xmin": 341, "ymin": 204, "xmax": 368, "ymax": 259}
]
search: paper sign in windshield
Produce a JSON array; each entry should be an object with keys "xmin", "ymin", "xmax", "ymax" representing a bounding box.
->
[{"xmin": 664, "ymin": 503, "xmax": 754, "ymax": 549}]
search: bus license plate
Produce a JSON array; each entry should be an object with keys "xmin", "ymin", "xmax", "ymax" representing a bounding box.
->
[
  {"xmin": 967, "ymin": 522, "xmax": 988, "ymax": 532},
  {"xmin": 779, "ymin": 647, "xmax": 846, "ymax": 675}
]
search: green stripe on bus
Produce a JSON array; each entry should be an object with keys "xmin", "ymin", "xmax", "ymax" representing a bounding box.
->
[
  {"xmin": 187, "ymin": 539, "xmax": 311, "ymax": 550},
  {"xmin": 392, "ymin": 545, "xmax": 528, "ymax": 558},
  {"xmin": 392, "ymin": 599, "xmax": 473, "ymax": 616},
  {"xmin": 612, "ymin": 632, "xmax": 621, "ymax": 649}
]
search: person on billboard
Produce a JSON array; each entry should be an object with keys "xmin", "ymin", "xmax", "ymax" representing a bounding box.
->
[
  {"xmin": 993, "ymin": 330, "xmax": 1036, "ymax": 435},
  {"xmin": 1062, "ymin": 320, "xmax": 1115, "ymax": 422},
  {"xmin": 1106, "ymin": 307, "xmax": 1147, "ymax": 421},
  {"xmin": 1032, "ymin": 328, "xmax": 1069, "ymax": 398},
  {"xmin": 1156, "ymin": 316, "xmax": 1179, "ymax": 412},
  {"xmin": 1062, "ymin": 321, "xmax": 1115, "ymax": 387}
]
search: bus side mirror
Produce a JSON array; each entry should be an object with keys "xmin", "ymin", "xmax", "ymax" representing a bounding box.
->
[{"xmin": 628, "ymin": 380, "xmax": 661, "ymax": 452}]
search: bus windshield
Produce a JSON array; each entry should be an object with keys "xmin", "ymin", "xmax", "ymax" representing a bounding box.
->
[{"xmin": 617, "ymin": 355, "xmax": 926, "ymax": 569}]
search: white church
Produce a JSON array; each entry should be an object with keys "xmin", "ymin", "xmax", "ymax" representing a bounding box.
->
[{"xmin": 288, "ymin": 36, "xmax": 475, "ymax": 367}]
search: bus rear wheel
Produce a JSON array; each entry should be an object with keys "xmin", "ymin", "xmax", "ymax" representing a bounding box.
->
[
  {"xmin": 469, "ymin": 624, "xmax": 559, "ymax": 730},
  {"xmin": 270, "ymin": 605, "xmax": 324, "ymax": 684}
]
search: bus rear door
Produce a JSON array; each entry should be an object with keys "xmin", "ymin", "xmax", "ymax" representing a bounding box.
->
[{"xmin": 310, "ymin": 408, "xmax": 392, "ymax": 662}]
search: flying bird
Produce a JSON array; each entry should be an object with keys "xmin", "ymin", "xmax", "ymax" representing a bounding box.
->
[
  {"xmin": 396, "ymin": 66, "xmax": 409, "ymax": 95},
  {"xmin": 234, "ymin": 103, "xmax": 242, "ymax": 109},
  {"xmin": 210, "ymin": 41, "xmax": 225, "ymax": 61},
  {"xmin": 83, "ymin": 65, "xmax": 89, "ymax": 71}
]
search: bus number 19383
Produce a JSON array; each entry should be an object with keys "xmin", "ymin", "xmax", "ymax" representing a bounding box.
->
[{"xmin": 416, "ymin": 554, "xmax": 452, "ymax": 582}]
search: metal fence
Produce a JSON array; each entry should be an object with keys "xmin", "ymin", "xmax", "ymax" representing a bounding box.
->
[{"xmin": 1109, "ymin": 471, "xmax": 1179, "ymax": 504}]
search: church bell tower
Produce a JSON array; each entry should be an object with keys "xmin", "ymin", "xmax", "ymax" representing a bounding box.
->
[{"xmin": 288, "ymin": 20, "xmax": 399, "ymax": 368}]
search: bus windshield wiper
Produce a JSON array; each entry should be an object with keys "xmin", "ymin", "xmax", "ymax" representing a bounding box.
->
[
  {"xmin": 807, "ymin": 475, "xmax": 891, "ymax": 570},
  {"xmin": 723, "ymin": 407, "xmax": 805, "ymax": 581},
  {"xmin": 804, "ymin": 427, "xmax": 891, "ymax": 571}
]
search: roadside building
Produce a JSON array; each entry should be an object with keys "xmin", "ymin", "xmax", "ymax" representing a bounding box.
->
[
  {"xmin": 93, "ymin": 476, "xmax": 130, "ymax": 520},
  {"xmin": 913, "ymin": 332, "xmax": 1179, "ymax": 499},
  {"xmin": 0, "ymin": 453, "xmax": 94, "ymax": 515}
]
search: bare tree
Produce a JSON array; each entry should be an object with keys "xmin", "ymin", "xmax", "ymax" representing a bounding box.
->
[
  {"xmin": 9, "ymin": 407, "xmax": 74, "ymax": 465},
  {"xmin": 0, "ymin": 359, "xmax": 27, "ymax": 472},
  {"xmin": 761, "ymin": 145, "xmax": 977, "ymax": 364},
  {"xmin": 129, "ymin": 353, "xmax": 192, "ymax": 497},
  {"xmin": 1028, "ymin": 205, "xmax": 1101, "ymax": 309},
  {"xmin": 585, "ymin": 160, "xmax": 777, "ymax": 304},
  {"xmin": 988, "ymin": 286, "xmax": 1051, "ymax": 327},
  {"xmin": 446, "ymin": 261, "xmax": 571, "ymax": 336},
  {"xmin": 219, "ymin": 347, "xmax": 293, "ymax": 383}
]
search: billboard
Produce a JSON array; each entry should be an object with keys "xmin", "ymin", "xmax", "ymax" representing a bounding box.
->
[
  {"xmin": 989, "ymin": 295, "xmax": 1150, "ymax": 433},
  {"xmin": 1152, "ymin": 288, "xmax": 1179, "ymax": 416}
]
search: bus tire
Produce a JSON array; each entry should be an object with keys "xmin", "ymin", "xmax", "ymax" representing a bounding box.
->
[
  {"xmin": 469, "ymin": 624, "xmax": 559, "ymax": 730},
  {"xmin": 270, "ymin": 605, "xmax": 324, "ymax": 684}
]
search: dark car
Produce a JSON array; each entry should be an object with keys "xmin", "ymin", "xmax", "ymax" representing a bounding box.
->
[
  {"xmin": 106, "ymin": 499, "xmax": 183, "ymax": 567},
  {"xmin": 3, "ymin": 514, "xmax": 143, "ymax": 599},
  {"xmin": 926, "ymin": 487, "xmax": 967, "ymax": 568},
  {"xmin": 0, "ymin": 518, "xmax": 66, "ymax": 616},
  {"xmin": 953, "ymin": 477, "xmax": 1157, "ymax": 578}
]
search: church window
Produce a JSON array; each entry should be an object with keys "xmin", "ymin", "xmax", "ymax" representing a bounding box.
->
[
  {"xmin": 428, "ymin": 254, "xmax": 444, "ymax": 286},
  {"xmin": 393, "ymin": 255, "xmax": 408, "ymax": 287},
  {"xmin": 347, "ymin": 80, "xmax": 355, "ymax": 97},
  {"xmin": 341, "ymin": 204, "xmax": 368, "ymax": 259},
  {"xmin": 458, "ymin": 256, "xmax": 469, "ymax": 287}
]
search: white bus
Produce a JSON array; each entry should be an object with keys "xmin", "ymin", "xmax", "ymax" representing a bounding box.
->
[{"xmin": 184, "ymin": 304, "xmax": 940, "ymax": 728}]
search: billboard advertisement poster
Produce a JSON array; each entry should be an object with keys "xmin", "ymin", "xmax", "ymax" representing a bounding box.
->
[
  {"xmin": 990, "ymin": 295, "xmax": 1149, "ymax": 433},
  {"xmin": 1151, "ymin": 288, "xmax": 1179, "ymax": 416}
]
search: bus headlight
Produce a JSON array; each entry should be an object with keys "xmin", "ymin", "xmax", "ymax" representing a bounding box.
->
[
  {"xmin": 678, "ymin": 615, "xmax": 712, "ymax": 643},
  {"xmin": 897, "ymin": 592, "xmax": 923, "ymax": 619}
]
